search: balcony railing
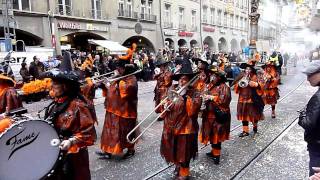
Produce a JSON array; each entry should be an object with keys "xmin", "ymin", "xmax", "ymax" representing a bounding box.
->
[
  {"xmin": 118, "ymin": 9, "xmax": 138, "ymax": 19},
  {"xmin": 55, "ymin": 6, "xmax": 108, "ymax": 20},
  {"xmin": 164, "ymin": 22, "xmax": 173, "ymax": 28},
  {"xmin": 179, "ymin": 23, "xmax": 186, "ymax": 30},
  {"xmin": 140, "ymin": 13, "xmax": 157, "ymax": 22}
]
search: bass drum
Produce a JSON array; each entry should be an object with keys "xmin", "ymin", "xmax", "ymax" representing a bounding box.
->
[{"xmin": 0, "ymin": 119, "xmax": 61, "ymax": 180}]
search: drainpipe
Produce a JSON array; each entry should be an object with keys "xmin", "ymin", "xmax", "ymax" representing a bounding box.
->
[{"xmin": 159, "ymin": 0, "xmax": 165, "ymax": 48}]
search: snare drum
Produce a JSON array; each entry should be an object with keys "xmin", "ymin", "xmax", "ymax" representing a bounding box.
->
[{"xmin": 0, "ymin": 118, "xmax": 62, "ymax": 180}]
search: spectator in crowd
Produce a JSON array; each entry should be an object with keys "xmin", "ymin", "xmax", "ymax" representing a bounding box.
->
[
  {"xmin": 29, "ymin": 56, "xmax": 45, "ymax": 80},
  {"xmin": 19, "ymin": 61, "xmax": 30, "ymax": 83},
  {"xmin": 299, "ymin": 60, "xmax": 320, "ymax": 177}
]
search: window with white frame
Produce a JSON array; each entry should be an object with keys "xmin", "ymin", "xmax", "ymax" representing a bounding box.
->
[
  {"xmin": 13, "ymin": 0, "xmax": 31, "ymax": 11},
  {"xmin": 203, "ymin": 7, "xmax": 207, "ymax": 23},
  {"xmin": 127, "ymin": 0, "xmax": 132, "ymax": 17},
  {"xmin": 223, "ymin": 12, "xmax": 227, "ymax": 26},
  {"xmin": 164, "ymin": 4, "xmax": 171, "ymax": 26},
  {"xmin": 235, "ymin": 15, "xmax": 239, "ymax": 29},
  {"xmin": 218, "ymin": 10, "xmax": 222, "ymax": 25},
  {"xmin": 179, "ymin": 7, "xmax": 185, "ymax": 26},
  {"xmin": 147, "ymin": 2, "xmax": 152, "ymax": 16},
  {"xmin": 240, "ymin": 17, "xmax": 243, "ymax": 30},
  {"xmin": 191, "ymin": 10, "xmax": 196, "ymax": 28},
  {"xmin": 210, "ymin": 8, "xmax": 215, "ymax": 25},
  {"xmin": 119, "ymin": 0, "xmax": 125, "ymax": 16},
  {"xmin": 141, "ymin": 1, "xmax": 146, "ymax": 19},
  {"xmin": 92, "ymin": 0, "xmax": 102, "ymax": 19},
  {"xmin": 57, "ymin": 0, "xmax": 71, "ymax": 15},
  {"xmin": 230, "ymin": 14, "xmax": 234, "ymax": 28}
]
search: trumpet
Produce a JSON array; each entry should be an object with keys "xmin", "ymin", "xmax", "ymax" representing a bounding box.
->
[
  {"xmin": 238, "ymin": 74, "xmax": 250, "ymax": 88},
  {"xmin": 126, "ymin": 74, "xmax": 199, "ymax": 144}
]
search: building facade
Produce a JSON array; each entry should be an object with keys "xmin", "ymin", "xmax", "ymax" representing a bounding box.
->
[
  {"xmin": 162, "ymin": 0, "xmax": 250, "ymax": 52},
  {"xmin": 0, "ymin": 0, "xmax": 250, "ymax": 54}
]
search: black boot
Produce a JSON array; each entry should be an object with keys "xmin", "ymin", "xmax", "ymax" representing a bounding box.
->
[
  {"xmin": 206, "ymin": 152, "xmax": 213, "ymax": 158},
  {"xmin": 95, "ymin": 151, "xmax": 112, "ymax": 159},
  {"xmin": 253, "ymin": 127, "xmax": 258, "ymax": 133},
  {"xmin": 174, "ymin": 166, "xmax": 180, "ymax": 176},
  {"xmin": 122, "ymin": 149, "xmax": 135, "ymax": 159},
  {"xmin": 239, "ymin": 131, "xmax": 249, "ymax": 137},
  {"xmin": 213, "ymin": 156, "xmax": 220, "ymax": 165}
]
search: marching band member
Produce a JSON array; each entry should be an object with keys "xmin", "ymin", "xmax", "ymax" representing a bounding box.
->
[
  {"xmin": 160, "ymin": 62, "xmax": 201, "ymax": 179},
  {"xmin": 199, "ymin": 65, "xmax": 231, "ymax": 164},
  {"xmin": 154, "ymin": 58, "xmax": 172, "ymax": 121},
  {"xmin": 193, "ymin": 56, "xmax": 210, "ymax": 91},
  {"xmin": 261, "ymin": 59, "xmax": 280, "ymax": 118},
  {"xmin": 42, "ymin": 52, "xmax": 97, "ymax": 180},
  {"xmin": 235, "ymin": 61, "xmax": 265, "ymax": 137},
  {"xmin": 80, "ymin": 54, "xmax": 94, "ymax": 77},
  {"xmin": 96, "ymin": 60, "xmax": 138, "ymax": 159},
  {"xmin": 0, "ymin": 72, "xmax": 23, "ymax": 133}
]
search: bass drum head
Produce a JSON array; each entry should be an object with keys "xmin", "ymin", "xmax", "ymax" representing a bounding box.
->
[{"xmin": 0, "ymin": 120, "xmax": 60, "ymax": 180}]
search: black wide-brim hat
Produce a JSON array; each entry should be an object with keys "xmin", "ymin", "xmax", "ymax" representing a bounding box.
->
[
  {"xmin": 40, "ymin": 51, "xmax": 80, "ymax": 85},
  {"xmin": 172, "ymin": 60, "xmax": 197, "ymax": 81},
  {"xmin": 208, "ymin": 65, "xmax": 227, "ymax": 82},
  {"xmin": 239, "ymin": 62, "xmax": 257, "ymax": 73},
  {"xmin": 192, "ymin": 57, "xmax": 209, "ymax": 66}
]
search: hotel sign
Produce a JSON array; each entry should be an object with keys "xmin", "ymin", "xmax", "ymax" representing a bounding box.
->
[
  {"xmin": 57, "ymin": 21, "xmax": 81, "ymax": 30},
  {"xmin": 58, "ymin": 21, "xmax": 108, "ymax": 32}
]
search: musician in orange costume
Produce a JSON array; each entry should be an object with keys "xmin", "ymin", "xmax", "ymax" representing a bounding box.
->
[
  {"xmin": 96, "ymin": 60, "xmax": 138, "ymax": 159},
  {"xmin": 0, "ymin": 72, "xmax": 22, "ymax": 133},
  {"xmin": 154, "ymin": 59, "xmax": 172, "ymax": 121},
  {"xmin": 261, "ymin": 60, "xmax": 280, "ymax": 118},
  {"xmin": 193, "ymin": 57, "xmax": 210, "ymax": 91},
  {"xmin": 160, "ymin": 62, "xmax": 201, "ymax": 179},
  {"xmin": 234, "ymin": 61, "xmax": 265, "ymax": 137},
  {"xmin": 80, "ymin": 54, "xmax": 94, "ymax": 77},
  {"xmin": 43, "ymin": 52, "xmax": 97, "ymax": 180},
  {"xmin": 199, "ymin": 65, "xmax": 231, "ymax": 164},
  {"xmin": 119, "ymin": 43, "xmax": 137, "ymax": 63}
]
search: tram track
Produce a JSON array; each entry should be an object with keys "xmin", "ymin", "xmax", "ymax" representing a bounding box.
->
[{"xmin": 143, "ymin": 79, "xmax": 306, "ymax": 180}]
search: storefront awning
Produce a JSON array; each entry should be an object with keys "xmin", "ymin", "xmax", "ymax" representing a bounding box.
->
[{"xmin": 88, "ymin": 39, "xmax": 128, "ymax": 55}]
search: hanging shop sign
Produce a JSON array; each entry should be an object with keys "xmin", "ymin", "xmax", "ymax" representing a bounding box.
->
[
  {"xmin": 164, "ymin": 29, "xmax": 176, "ymax": 36},
  {"xmin": 203, "ymin": 26, "xmax": 215, "ymax": 32},
  {"xmin": 178, "ymin": 31, "xmax": 194, "ymax": 37}
]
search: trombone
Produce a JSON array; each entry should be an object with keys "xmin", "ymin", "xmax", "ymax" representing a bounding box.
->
[
  {"xmin": 80, "ymin": 71, "xmax": 114, "ymax": 85},
  {"xmin": 104, "ymin": 69, "xmax": 142, "ymax": 86},
  {"xmin": 126, "ymin": 74, "xmax": 199, "ymax": 144}
]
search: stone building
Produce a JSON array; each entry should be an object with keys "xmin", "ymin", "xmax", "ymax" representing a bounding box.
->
[{"xmin": 0, "ymin": 0, "xmax": 251, "ymax": 53}]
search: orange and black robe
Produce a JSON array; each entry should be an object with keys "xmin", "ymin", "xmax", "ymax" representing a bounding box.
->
[
  {"xmin": 0, "ymin": 84, "xmax": 23, "ymax": 133},
  {"xmin": 234, "ymin": 74, "xmax": 265, "ymax": 122},
  {"xmin": 154, "ymin": 69, "xmax": 172, "ymax": 113},
  {"xmin": 46, "ymin": 97, "xmax": 97, "ymax": 180},
  {"xmin": 100, "ymin": 75, "xmax": 138, "ymax": 154},
  {"xmin": 262, "ymin": 65, "xmax": 280, "ymax": 105},
  {"xmin": 199, "ymin": 82, "xmax": 231, "ymax": 145},
  {"xmin": 160, "ymin": 84, "xmax": 201, "ymax": 165}
]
